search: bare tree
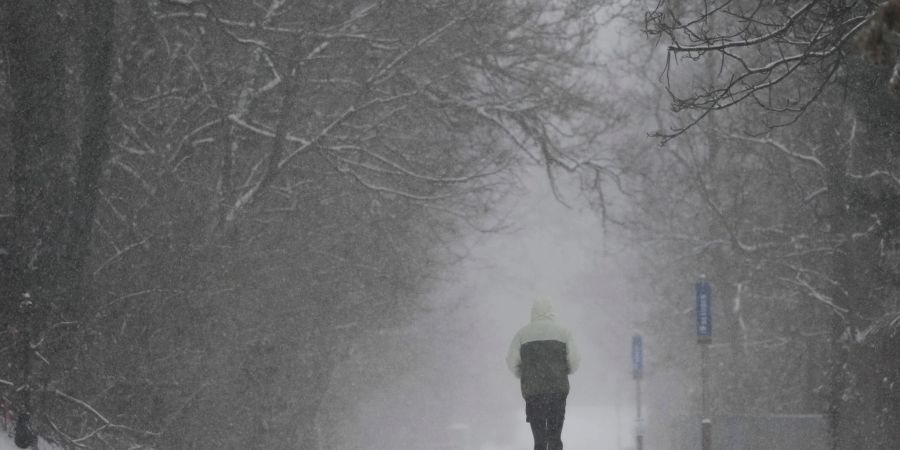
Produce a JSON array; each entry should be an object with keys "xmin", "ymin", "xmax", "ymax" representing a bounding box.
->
[
  {"xmin": 0, "ymin": 1, "xmax": 617, "ymax": 448},
  {"xmin": 644, "ymin": 0, "xmax": 891, "ymax": 140}
]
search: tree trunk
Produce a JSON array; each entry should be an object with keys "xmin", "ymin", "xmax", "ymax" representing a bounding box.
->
[
  {"xmin": 819, "ymin": 108, "xmax": 882, "ymax": 449},
  {"xmin": 68, "ymin": 0, "xmax": 115, "ymax": 303},
  {"xmin": 3, "ymin": 0, "xmax": 115, "ymax": 428},
  {"xmin": 4, "ymin": 0, "xmax": 70, "ymax": 414}
]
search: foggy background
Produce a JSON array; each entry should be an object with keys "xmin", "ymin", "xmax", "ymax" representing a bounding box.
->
[
  {"xmin": 327, "ymin": 170, "xmax": 639, "ymax": 450},
  {"xmin": 4, "ymin": 0, "xmax": 900, "ymax": 449}
]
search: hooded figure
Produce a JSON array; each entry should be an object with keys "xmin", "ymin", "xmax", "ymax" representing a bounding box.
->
[{"xmin": 506, "ymin": 296, "xmax": 580, "ymax": 450}]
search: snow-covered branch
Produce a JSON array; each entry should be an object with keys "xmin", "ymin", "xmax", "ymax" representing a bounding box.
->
[
  {"xmin": 50, "ymin": 388, "xmax": 161, "ymax": 444},
  {"xmin": 227, "ymin": 115, "xmax": 310, "ymax": 146},
  {"xmin": 341, "ymin": 169, "xmax": 461, "ymax": 202},
  {"xmin": 647, "ymin": 0, "xmax": 876, "ymax": 134},
  {"xmin": 779, "ymin": 275, "xmax": 849, "ymax": 314},
  {"xmin": 666, "ymin": 0, "xmax": 820, "ymax": 54},
  {"xmin": 848, "ymin": 170, "xmax": 900, "ymax": 189},
  {"xmin": 725, "ymin": 133, "xmax": 824, "ymax": 168},
  {"xmin": 92, "ymin": 234, "xmax": 154, "ymax": 277},
  {"xmin": 330, "ymin": 146, "xmax": 503, "ymax": 184}
]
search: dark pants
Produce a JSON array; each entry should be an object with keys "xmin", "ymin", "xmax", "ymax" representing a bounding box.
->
[{"xmin": 525, "ymin": 394, "xmax": 566, "ymax": 450}]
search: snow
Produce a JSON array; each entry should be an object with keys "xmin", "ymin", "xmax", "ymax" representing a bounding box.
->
[
  {"xmin": 478, "ymin": 406, "xmax": 636, "ymax": 450},
  {"xmin": 0, "ymin": 434, "xmax": 60, "ymax": 450},
  {"xmin": 0, "ymin": 422, "xmax": 61, "ymax": 450}
]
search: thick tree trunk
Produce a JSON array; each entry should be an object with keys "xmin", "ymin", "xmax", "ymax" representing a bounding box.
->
[
  {"xmin": 5, "ymin": 0, "xmax": 70, "ymax": 296},
  {"xmin": 819, "ymin": 110, "xmax": 883, "ymax": 449},
  {"xmin": 3, "ymin": 0, "xmax": 115, "ymax": 431},
  {"xmin": 822, "ymin": 122, "xmax": 853, "ymax": 450},
  {"xmin": 68, "ymin": 0, "xmax": 115, "ymax": 301},
  {"xmin": 4, "ymin": 0, "xmax": 70, "ymax": 414}
]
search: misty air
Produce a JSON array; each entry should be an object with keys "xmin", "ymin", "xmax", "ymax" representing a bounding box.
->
[{"xmin": 1, "ymin": 1, "xmax": 899, "ymax": 449}]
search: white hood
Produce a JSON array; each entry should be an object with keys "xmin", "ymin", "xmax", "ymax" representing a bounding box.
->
[{"xmin": 531, "ymin": 296, "xmax": 557, "ymax": 322}]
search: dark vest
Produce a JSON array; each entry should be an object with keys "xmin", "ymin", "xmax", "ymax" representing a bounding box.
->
[{"xmin": 519, "ymin": 339, "xmax": 570, "ymax": 398}]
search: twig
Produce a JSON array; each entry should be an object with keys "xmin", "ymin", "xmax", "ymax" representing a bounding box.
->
[
  {"xmin": 49, "ymin": 419, "xmax": 90, "ymax": 448},
  {"xmin": 92, "ymin": 234, "xmax": 153, "ymax": 277},
  {"xmin": 51, "ymin": 389, "xmax": 161, "ymax": 437}
]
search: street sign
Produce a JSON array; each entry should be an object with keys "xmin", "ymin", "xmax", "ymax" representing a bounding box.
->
[
  {"xmin": 632, "ymin": 334, "xmax": 643, "ymax": 380},
  {"xmin": 696, "ymin": 281, "xmax": 712, "ymax": 342}
]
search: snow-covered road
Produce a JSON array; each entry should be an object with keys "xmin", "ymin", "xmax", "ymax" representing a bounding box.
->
[
  {"xmin": 0, "ymin": 433, "xmax": 59, "ymax": 450},
  {"xmin": 479, "ymin": 406, "xmax": 634, "ymax": 450}
]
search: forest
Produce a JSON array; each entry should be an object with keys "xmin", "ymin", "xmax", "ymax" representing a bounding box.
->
[{"xmin": 2, "ymin": 0, "xmax": 900, "ymax": 449}]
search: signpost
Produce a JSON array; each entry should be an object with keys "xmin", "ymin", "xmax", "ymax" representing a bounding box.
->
[
  {"xmin": 632, "ymin": 334, "xmax": 643, "ymax": 380},
  {"xmin": 696, "ymin": 280, "xmax": 712, "ymax": 342},
  {"xmin": 696, "ymin": 279, "xmax": 712, "ymax": 450},
  {"xmin": 632, "ymin": 334, "xmax": 644, "ymax": 450}
]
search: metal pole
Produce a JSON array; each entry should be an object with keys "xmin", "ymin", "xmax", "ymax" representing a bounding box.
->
[
  {"xmin": 632, "ymin": 333, "xmax": 644, "ymax": 450},
  {"xmin": 616, "ymin": 378, "xmax": 622, "ymax": 450},
  {"xmin": 701, "ymin": 342, "xmax": 707, "ymax": 418},
  {"xmin": 697, "ymin": 277, "xmax": 712, "ymax": 450},
  {"xmin": 701, "ymin": 342, "xmax": 711, "ymax": 450},
  {"xmin": 636, "ymin": 377, "xmax": 643, "ymax": 450}
]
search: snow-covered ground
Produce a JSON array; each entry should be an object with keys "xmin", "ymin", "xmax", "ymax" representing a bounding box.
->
[
  {"xmin": 0, "ymin": 434, "xmax": 59, "ymax": 450},
  {"xmin": 0, "ymin": 422, "xmax": 60, "ymax": 450},
  {"xmin": 479, "ymin": 406, "xmax": 635, "ymax": 450}
]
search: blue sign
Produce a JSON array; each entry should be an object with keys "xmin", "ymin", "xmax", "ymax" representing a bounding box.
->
[
  {"xmin": 632, "ymin": 334, "xmax": 643, "ymax": 379},
  {"xmin": 696, "ymin": 281, "xmax": 712, "ymax": 340}
]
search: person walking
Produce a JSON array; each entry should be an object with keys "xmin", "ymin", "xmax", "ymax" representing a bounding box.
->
[{"xmin": 506, "ymin": 296, "xmax": 580, "ymax": 450}]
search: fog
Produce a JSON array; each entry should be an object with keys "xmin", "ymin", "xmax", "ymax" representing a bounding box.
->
[
  {"xmin": 5, "ymin": 1, "xmax": 900, "ymax": 449},
  {"xmin": 329, "ymin": 171, "xmax": 640, "ymax": 449}
]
